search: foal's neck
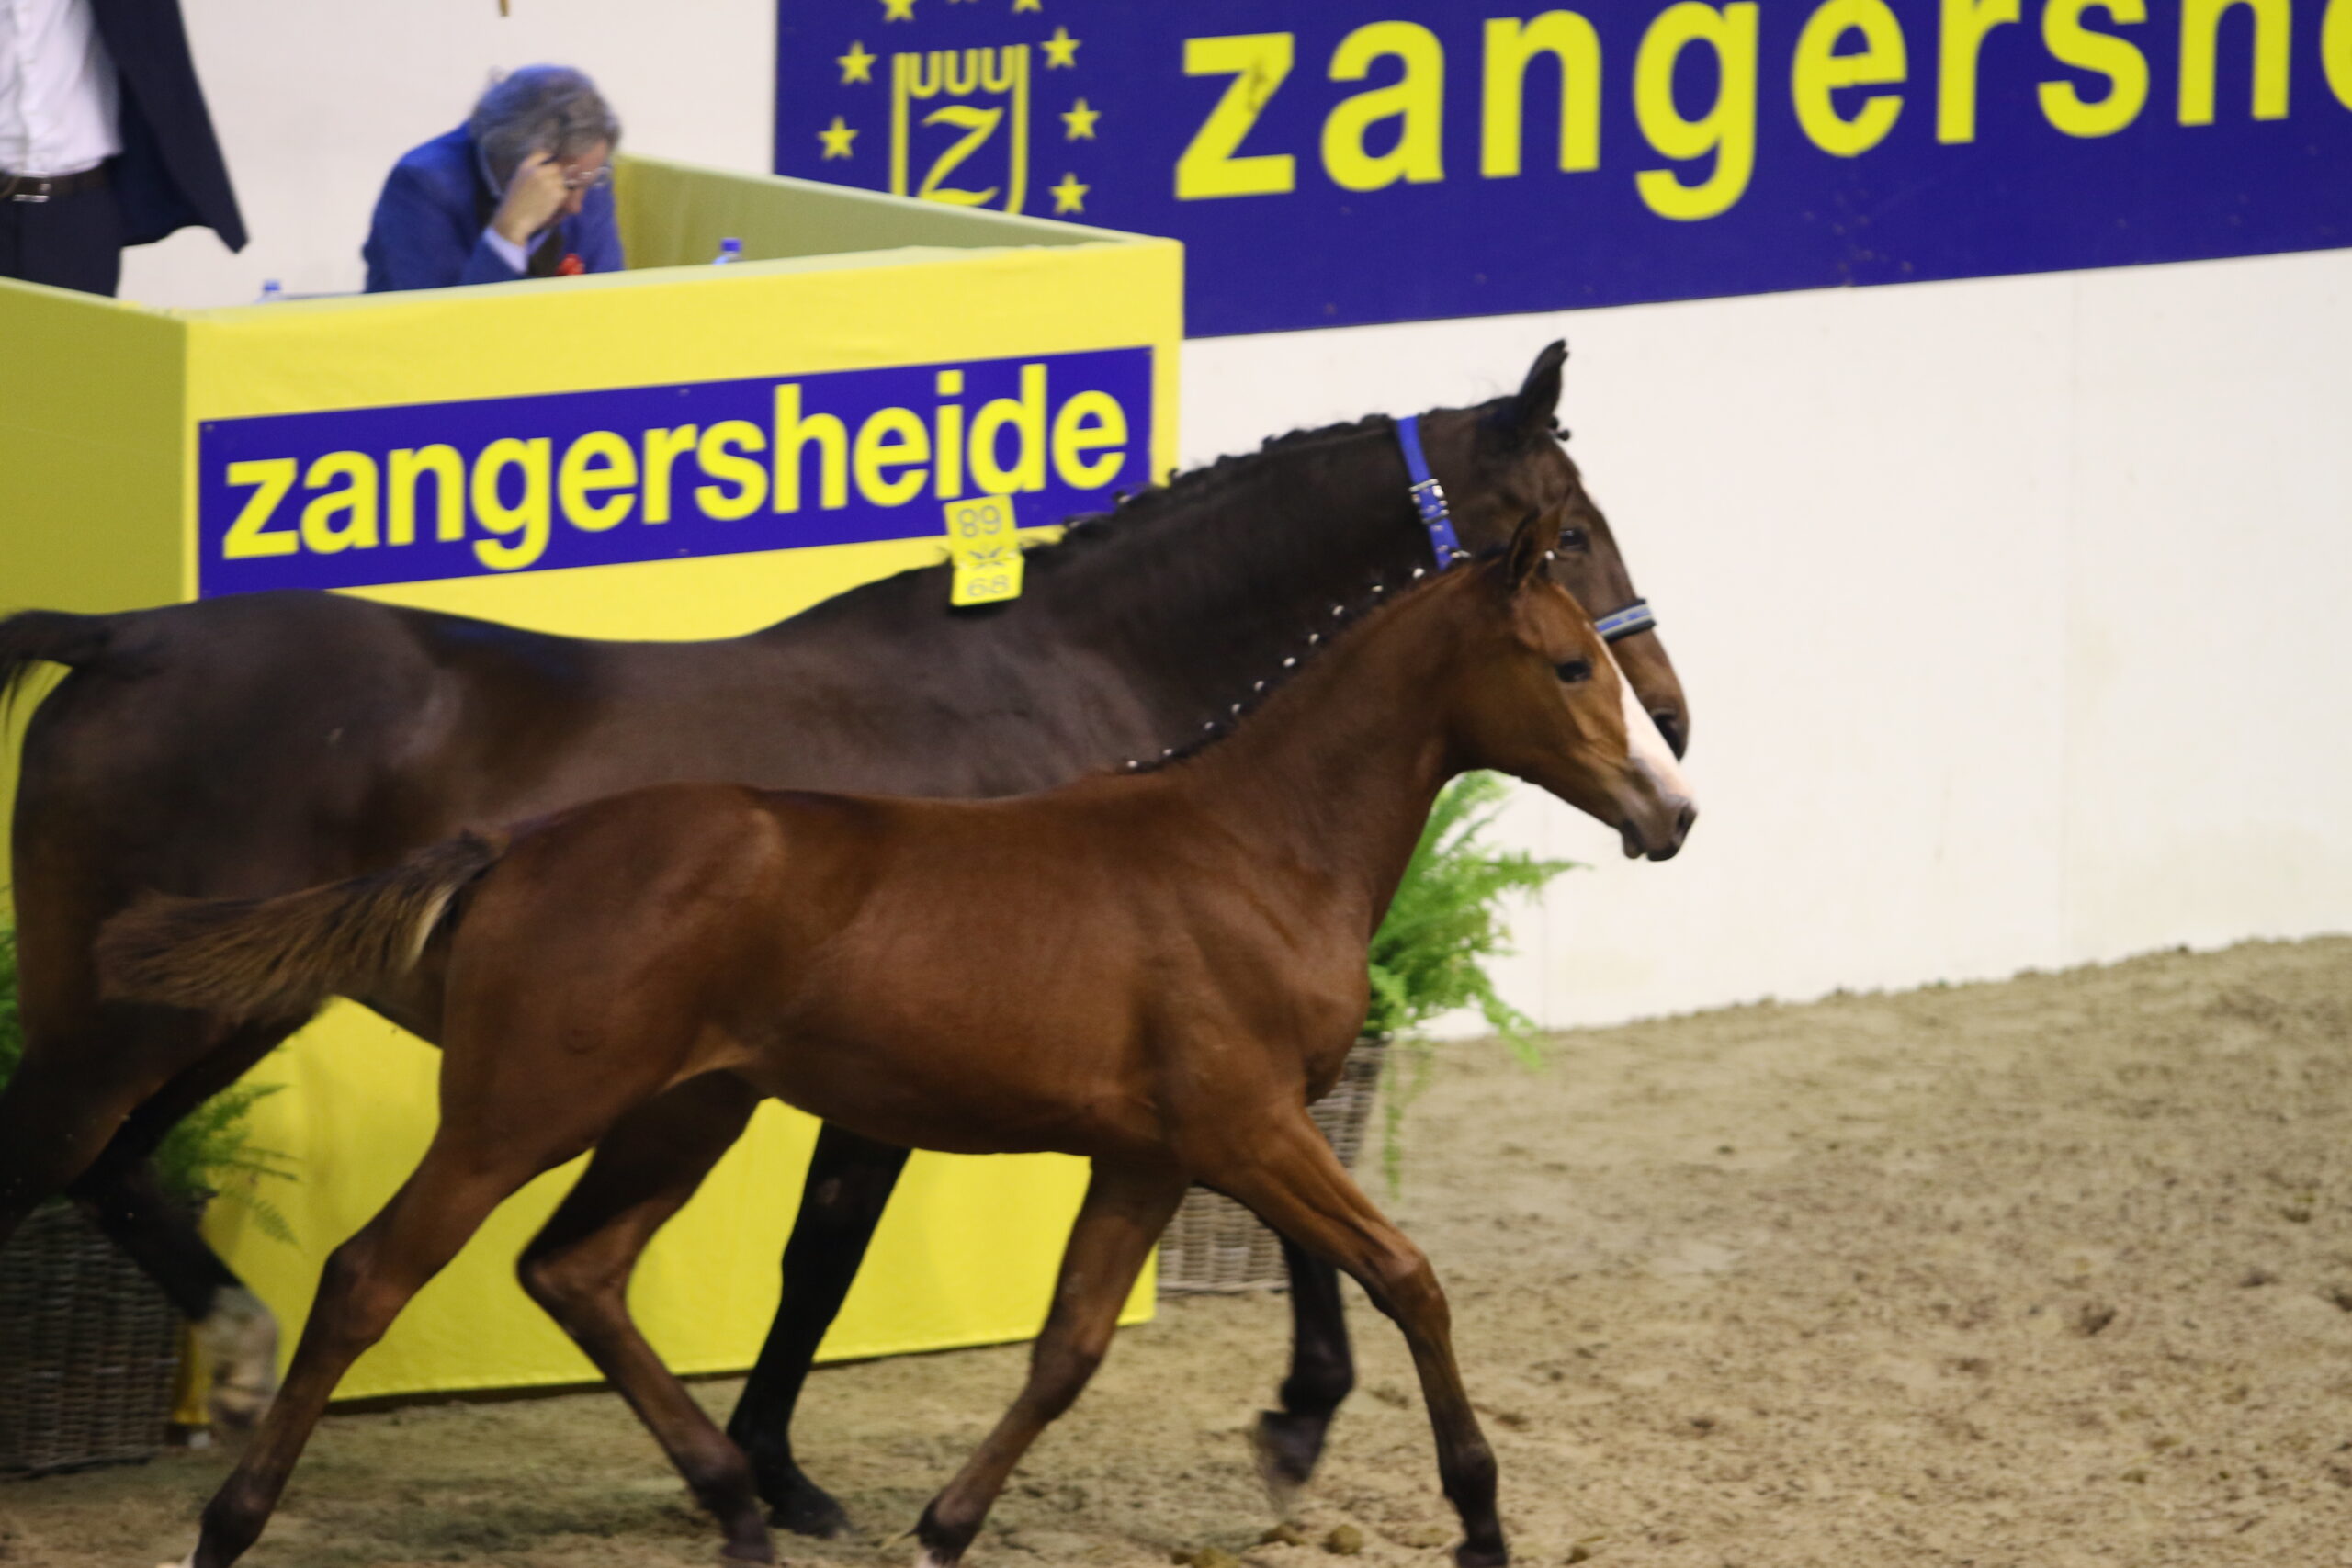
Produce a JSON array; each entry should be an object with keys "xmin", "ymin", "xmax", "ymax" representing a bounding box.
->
[{"xmin": 1180, "ymin": 583, "xmax": 1470, "ymax": 940}]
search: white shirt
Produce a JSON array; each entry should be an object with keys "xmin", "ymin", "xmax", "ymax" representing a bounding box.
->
[{"xmin": 0, "ymin": 0, "xmax": 121, "ymax": 177}]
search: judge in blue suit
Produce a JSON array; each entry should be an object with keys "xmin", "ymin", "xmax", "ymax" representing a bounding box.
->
[{"xmin": 363, "ymin": 65, "xmax": 623, "ymax": 293}]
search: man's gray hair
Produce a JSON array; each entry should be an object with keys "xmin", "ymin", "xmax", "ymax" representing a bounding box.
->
[{"xmin": 469, "ymin": 65, "xmax": 621, "ymax": 184}]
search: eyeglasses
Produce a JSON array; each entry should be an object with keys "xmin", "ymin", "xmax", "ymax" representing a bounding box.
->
[{"xmin": 561, "ymin": 164, "xmax": 614, "ymax": 192}]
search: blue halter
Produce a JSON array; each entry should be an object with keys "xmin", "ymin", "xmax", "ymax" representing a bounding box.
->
[
  {"xmin": 1393, "ymin": 414, "xmax": 1464, "ymax": 569},
  {"xmin": 1392, "ymin": 413, "xmax": 1658, "ymax": 645}
]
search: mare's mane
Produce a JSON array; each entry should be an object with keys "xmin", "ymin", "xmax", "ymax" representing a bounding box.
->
[{"xmin": 773, "ymin": 411, "xmax": 1467, "ymax": 640}]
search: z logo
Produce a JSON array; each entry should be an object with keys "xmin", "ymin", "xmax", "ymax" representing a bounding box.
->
[{"xmin": 893, "ymin": 47, "xmax": 1032, "ymax": 214}]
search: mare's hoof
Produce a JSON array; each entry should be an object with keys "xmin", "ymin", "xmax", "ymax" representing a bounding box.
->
[
  {"xmin": 198, "ymin": 1288, "xmax": 281, "ymax": 1437},
  {"xmin": 761, "ymin": 1473, "xmax": 853, "ymax": 1540},
  {"xmin": 719, "ymin": 1539, "xmax": 777, "ymax": 1565},
  {"xmin": 1453, "ymin": 1541, "xmax": 1510, "ymax": 1568},
  {"xmin": 1249, "ymin": 1409, "xmax": 1326, "ymax": 1511}
]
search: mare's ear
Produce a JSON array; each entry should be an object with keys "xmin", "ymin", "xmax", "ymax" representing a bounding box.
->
[
  {"xmin": 1487, "ymin": 340, "xmax": 1567, "ymax": 446},
  {"xmin": 1503, "ymin": 511, "xmax": 1550, "ymax": 591}
]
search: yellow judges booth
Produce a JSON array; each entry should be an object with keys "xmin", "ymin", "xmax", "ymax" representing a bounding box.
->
[{"xmin": 0, "ymin": 156, "xmax": 1181, "ymax": 1400}]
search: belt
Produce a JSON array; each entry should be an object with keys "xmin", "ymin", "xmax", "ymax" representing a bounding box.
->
[{"xmin": 1, "ymin": 165, "xmax": 109, "ymax": 203}]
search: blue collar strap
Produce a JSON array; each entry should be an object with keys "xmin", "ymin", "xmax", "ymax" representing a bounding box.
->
[
  {"xmin": 1394, "ymin": 414, "xmax": 1464, "ymax": 569},
  {"xmin": 1593, "ymin": 598, "xmax": 1657, "ymax": 644}
]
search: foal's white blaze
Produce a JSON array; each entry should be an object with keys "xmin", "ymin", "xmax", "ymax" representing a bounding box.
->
[{"xmin": 1604, "ymin": 644, "xmax": 1694, "ymax": 807}]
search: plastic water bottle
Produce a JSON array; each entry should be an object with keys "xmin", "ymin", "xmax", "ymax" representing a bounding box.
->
[
  {"xmin": 711, "ymin": 237, "xmax": 742, "ymax": 265},
  {"xmin": 256, "ymin": 278, "xmax": 283, "ymax": 303}
]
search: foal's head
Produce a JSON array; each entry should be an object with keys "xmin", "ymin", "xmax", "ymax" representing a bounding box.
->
[{"xmin": 1442, "ymin": 518, "xmax": 1697, "ymax": 862}]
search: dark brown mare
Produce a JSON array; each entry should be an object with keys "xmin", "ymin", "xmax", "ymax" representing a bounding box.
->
[
  {"xmin": 0, "ymin": 344, "xmax": 1689, "ymax": 1533},
  {"xmin": 99, "ymin": 517, "xmax": 1696, "ymax": 1568}
]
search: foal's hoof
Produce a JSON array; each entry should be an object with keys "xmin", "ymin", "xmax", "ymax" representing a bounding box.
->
[
  {"xmin": 1453, "ymin": 1540, "xmax": 1510, "ymax": 1568},
  {"xmin": 1249, "ymin": 1410, "xmax": 1326, "ymax": 1512},
  {"xmin": 761, "ymin": 1473, "xmax": 853, "ymax": 1540}
]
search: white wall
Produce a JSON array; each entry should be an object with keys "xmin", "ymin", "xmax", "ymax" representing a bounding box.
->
[
  {"xmin": 138, "ymin": 6, "xmax": 2352, "ymax": 1027},
  {"xmin": 1182, "ymin": 254, "xmax": 2352, "ymax": 1027}
]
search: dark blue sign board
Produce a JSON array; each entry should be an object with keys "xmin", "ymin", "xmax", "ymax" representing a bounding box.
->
[
  {"xmin": 196, "ymin": 348, "xmax": 1152, "ymax": 595},
  {"xmin": 775, "ymin": 1, "xmax": 2352, "ymax": 337}
]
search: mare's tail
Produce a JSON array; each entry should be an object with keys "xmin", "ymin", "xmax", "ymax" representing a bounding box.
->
[
  {"xmin": 96, "ymin": 833, "xmax": 510, "ymax": 1021},
  {"xmin": 0, "ymin": 609, "xmax": 135, "ymax": 715}
]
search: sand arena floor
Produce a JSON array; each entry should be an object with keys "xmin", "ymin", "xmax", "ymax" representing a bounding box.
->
[{"xmin": 6, "ymin": 937, "xmax": 2350, "ymax": 1568}]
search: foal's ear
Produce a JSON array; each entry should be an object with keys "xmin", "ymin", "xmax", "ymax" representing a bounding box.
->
[{"xmin": 1503, "ymin": 511, "xmax": 1550, "ymax": 590}]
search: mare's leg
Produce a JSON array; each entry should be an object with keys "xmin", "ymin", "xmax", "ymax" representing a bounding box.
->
[
  {"xmin": 66, "ymin": 1019, "xmax": 299, "ymax": 1431},
  {"xmin": 727, "ymin": 1122, "xmax": 911, "ymax": 1535},
  {"xmin": 1215, "ymin": 1122, "xmax": 1507, "ymax": 1568},
  {"xmin": 913, "ymin": 1160, "xmax": 1186, "ymax": 1568},
  {"xmin": 0, "ymin": 884, "xmax": 296, "ymax": 1433},
  {"xmin": 516, "ymin": 1073, "xmax": 774, "ymax": 1563},
  {"xmin": 1252, "ymin": 1240, "xmax": 1355, "ymax": 1504}
]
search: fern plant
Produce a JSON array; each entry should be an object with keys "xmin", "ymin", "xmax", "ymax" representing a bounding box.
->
[
  {"xmin": 1364, "ymin": 773, "xmax": 1576, "ymax": 1186},
  {"xmin": 0, "ymin": 924, "xmax": 297, "ymax": 1240}
]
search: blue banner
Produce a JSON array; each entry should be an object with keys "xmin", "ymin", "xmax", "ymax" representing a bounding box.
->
[
  {"xmin": 195, "ymin": 348, "xmax": 1151, "ymax": 596},
  {"xmin": 775, "ymin": 1, "xmax": 2352, "ymax": 336}
]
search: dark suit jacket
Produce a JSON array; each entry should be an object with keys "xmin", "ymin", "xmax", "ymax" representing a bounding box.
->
[
  {"xmin": 89, "ymin": 0, "xmax": 245, "ymax": 250},
  {"xmin": 361, "ymin": 126, "xmax": 624, "ymax": 293}
]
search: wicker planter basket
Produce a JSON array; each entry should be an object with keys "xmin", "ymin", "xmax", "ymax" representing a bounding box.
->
[
  {"xmin": 1158, "ymin": 1037, "xmax": 1385, "ymax": 1294},
  {"xmin": 0, "ymin": 1201, "xmax": 187, "ymax": 1475}
]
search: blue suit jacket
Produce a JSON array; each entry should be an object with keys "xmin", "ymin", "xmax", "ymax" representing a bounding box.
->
[{"xmin": 362, "ymin": 127, "xmax": 623, "ymax": 293}]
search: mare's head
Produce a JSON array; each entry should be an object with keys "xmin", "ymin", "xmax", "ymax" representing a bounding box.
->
[
  {"xmin": 1437, "ymin": 518, "xmax": 1696, "ymax": 862},
  {"xmin": 1426, "ymin": 342, "xmax": 1692, "ymax": 760}
]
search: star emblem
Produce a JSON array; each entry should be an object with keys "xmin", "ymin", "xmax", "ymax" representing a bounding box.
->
[
  {"xmin": 837, "ymin": 40, "xmax": 876, "ymax": 85},
  {"xmin": 1041, "ymin": 26, "xmax": 1080, "ymax": 68},
  {"xmin": 1049, "ymin": 172, "xmax": 1088, "ymax": 214},
  {"xmin": 819, "ymin": 117, "xmax": 858, "ymax": 160},
  {"xmin": 880, "ymin": 0, "xmax": 914, "ymax": 20},
  {"xmin": 1061, "ymin": 98, "xmax": 1099, "ymax": 141}
]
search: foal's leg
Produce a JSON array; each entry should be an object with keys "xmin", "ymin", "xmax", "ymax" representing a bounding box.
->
[
  {"xmin": 1215, "ymin": 1122, "xmax": 1507, "ymax": 1568},
  {"xmin": 515, "ymin": 1073, "xmax": 775, "ymax": 1564},
  {"xmin": 913, "ymin": 1160, "xmax": 1187, "ymax": 1568},
  {"xmin": 175, "ymin": 1128, "xmax": 582, "ymax": 1568},
  {"xmin": 727, "ymin": 1122, "xmax": 912, "ymax": 1535},
  {"xmin": 1252, "ymin": 1242, "xmax": 1355, "ymax": 1504}
]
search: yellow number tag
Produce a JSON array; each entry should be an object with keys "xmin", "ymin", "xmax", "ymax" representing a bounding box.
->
[{"xmin": 944, "ymin": 494, "xmax": 1025, "ymax": 606}]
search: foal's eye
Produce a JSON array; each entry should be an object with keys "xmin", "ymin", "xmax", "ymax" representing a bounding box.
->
[
  {"xmin": 1555, "ymin": 659, "xmax": 1593, "ymax": 684},
  {"xmin": 1556, "ymin": 525, "xmax": 1589, "ymax": 551}
]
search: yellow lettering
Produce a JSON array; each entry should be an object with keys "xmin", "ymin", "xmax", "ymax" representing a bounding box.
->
[
  {"xmin": 1051, "ymin": 390, "xmax": 1128, "ymax": 489},
  {"xmin": 854, "ymin": 407, "xmax": 931, "ymax": 507},
  {"xmin": 2041, "ymin": 0, "xmax": 2148, "ymax": 137},
  {"xmin": 470, "ymin": 437, "xmax": 551, "ymax": 571},
  {"xmin": 934, "ymin": 369, "xmax": 967, "ymax": 500},
  {"xmin": 697, "ymin": 420, "xmax": 771, "ymax": 520},
  {"xmin": 2179, "ymin": 0, "xmax": 2290, "ymax": 124},
  {"xmin": 772, "ymin": 386, "xmax": 847, "ymax": 513},
  {"xmin": 299, "ymin": 452, "xmax": 379, "ymax": 555},
  {"xmin": 1482, "ymin": 13, "xmax": 1603, "ymax": 178},
  {"xmin": 388, "ymin": 446, "xmax": 463, "ymax": 546},
  {"xmin": 969, "ymin": 363, "xmax": 1048, "ymax": 493},
  {"xmin": 220, "ymin": 457, "xmax": 298, "ymax": 559},
  {"xmin": 1176, "ymin": 34, "xmax": 1296, "ymax": 198},
  {"xmin": 1938, "ymin": 0, "xmax": 2021, "ymax": 141},
  {"xmin": 1792, "ymin": 0, "xmax": 1908, "ymax": 157},
  {"xmin": 1634, "ymin": 3, "xmax": 1758, "ymax": 221},
  {"xmin": 2326, "ymin": 0, "xmax": 2352, "ymax": 107},
  {"xmin": 641, "ymin": 425, "xmax": 700, "ymax": 525},
  {"xmin": 558, "ymin": 431, "xmax": 637, "ymax": 532},
  {"xmin": 1323, "ymin": 21, "xmax": 1445, "ymax": 191}
]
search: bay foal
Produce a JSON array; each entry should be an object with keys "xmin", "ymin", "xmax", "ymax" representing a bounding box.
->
[{"xmin": 102, "ymin": 518, "xmax": 1694, "ymax": 1568}]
